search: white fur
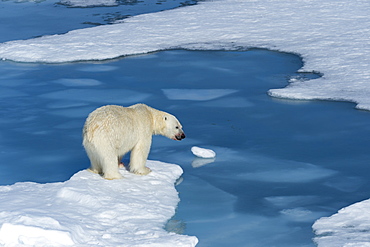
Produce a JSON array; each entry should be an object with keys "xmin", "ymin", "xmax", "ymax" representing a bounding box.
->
[{"xmin": 82, "ymin": 104, "xmax": 185, "ymax": 180}]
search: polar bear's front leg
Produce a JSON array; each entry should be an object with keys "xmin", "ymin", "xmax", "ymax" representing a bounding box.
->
[{"xmin": 129, "ymin": 141, "xmax": 152, "ymax": 175}]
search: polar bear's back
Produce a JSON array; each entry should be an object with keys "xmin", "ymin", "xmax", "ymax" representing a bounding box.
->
[{"xmin": 83, "ymin": 104, "xmax": 153, "ymax": 149}]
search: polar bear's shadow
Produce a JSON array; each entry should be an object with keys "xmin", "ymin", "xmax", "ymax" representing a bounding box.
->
[{"xmin": 120, "ymin": 158, "xmax": 133, "ymax": 172}]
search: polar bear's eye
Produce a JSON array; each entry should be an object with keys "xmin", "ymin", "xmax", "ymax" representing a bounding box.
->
[
  {"xmin": 164, "ymin": 117, "xmax": 167, "ymax": 121},
  {"xmin": 175, "ymin": 126, "xmax": 179, "ymax": 129}
]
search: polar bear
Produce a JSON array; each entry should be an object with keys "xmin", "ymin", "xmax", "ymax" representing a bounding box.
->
[{"xmin": 82, "ymin": 104, "xmax": 185, "ymax": 180}]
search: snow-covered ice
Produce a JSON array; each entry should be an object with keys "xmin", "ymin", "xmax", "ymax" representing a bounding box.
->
[
  {"xmin": 191, "ymin": 146, "xmax": 216, "ymax": 159},
  {"xmin": 0, "ymin": 160, "xmax": 198, "ymax": 247},
  {"xmin": 0, "ymin": 0, "xmax": 370, "ymax": 110},
  {"xmin": 313, "ymin": 199, "xmax": 370, "ymax": 247}
]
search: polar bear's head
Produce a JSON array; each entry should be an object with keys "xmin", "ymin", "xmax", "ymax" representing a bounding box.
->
[{"xmin": 162, "ymin": 114, "xmax": 186, "ymax": 141}]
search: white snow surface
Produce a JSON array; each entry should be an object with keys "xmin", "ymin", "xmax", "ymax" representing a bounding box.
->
[
  {"xmin": 313, "ymin": 199, "xmax": 370, "ymax": 247},
  {"xmin": 1, "ymin": 0, "xmax": 370, "ymax": 110},
  {"xmin": 0, "ymin": 161, "xmax": 198, "ymax": 247}
]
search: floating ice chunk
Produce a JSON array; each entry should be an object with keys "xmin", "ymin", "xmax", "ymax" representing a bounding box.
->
[
  {"xmin": 191, "ymin": 146, "xmax": 216, "ymax": 158},
  {"xmin": 162, "ymin": 89, "xmax": 237, "ymax": 101}
]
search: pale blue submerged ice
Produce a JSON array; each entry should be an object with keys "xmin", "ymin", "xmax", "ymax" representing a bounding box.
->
[{"xmin": 1, "ymin": 0, "xmax": 370, "ymax": 246}]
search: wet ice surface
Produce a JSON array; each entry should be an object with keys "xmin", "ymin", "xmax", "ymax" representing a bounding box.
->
[{"xmin": 1, "ymin": 49, "xmax": 370, "ymax": 246}]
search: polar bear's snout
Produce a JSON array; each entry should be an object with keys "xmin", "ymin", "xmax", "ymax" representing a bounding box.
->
[{"xmin": 175, "ymin": 131, "xmax": 186, "ymax": 141}]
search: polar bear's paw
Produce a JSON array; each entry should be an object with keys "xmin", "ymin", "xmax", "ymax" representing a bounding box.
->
[
  {"xmin": 131, "ymin": 167, "xmax": 152, "ymax": 176},
  {"xmin": 103, "ymin": 172, "xmax": 123, "ymax": 180},
  {"xmin": 87, "ymin": 168, "xmax": 101, "ymax": 174}
]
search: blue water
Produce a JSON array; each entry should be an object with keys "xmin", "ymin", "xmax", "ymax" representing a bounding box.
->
[{"xmin": 1, "ymin": 1, "xmax": 370, "ymax": 247}]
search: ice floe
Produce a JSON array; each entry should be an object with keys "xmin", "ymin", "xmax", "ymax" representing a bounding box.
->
[{"xmin": 0, "ymin": 160, "xmax": 198, "ymax": 247}]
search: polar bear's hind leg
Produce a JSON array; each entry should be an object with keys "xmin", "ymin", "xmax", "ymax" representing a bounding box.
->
[
  {"xmin": 85, "ymin": 145, "xmax": 103, "ymax": 175},
  {"xmin": 101, "ymin": 154, "xmax": 123, "ymax": 180}
]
